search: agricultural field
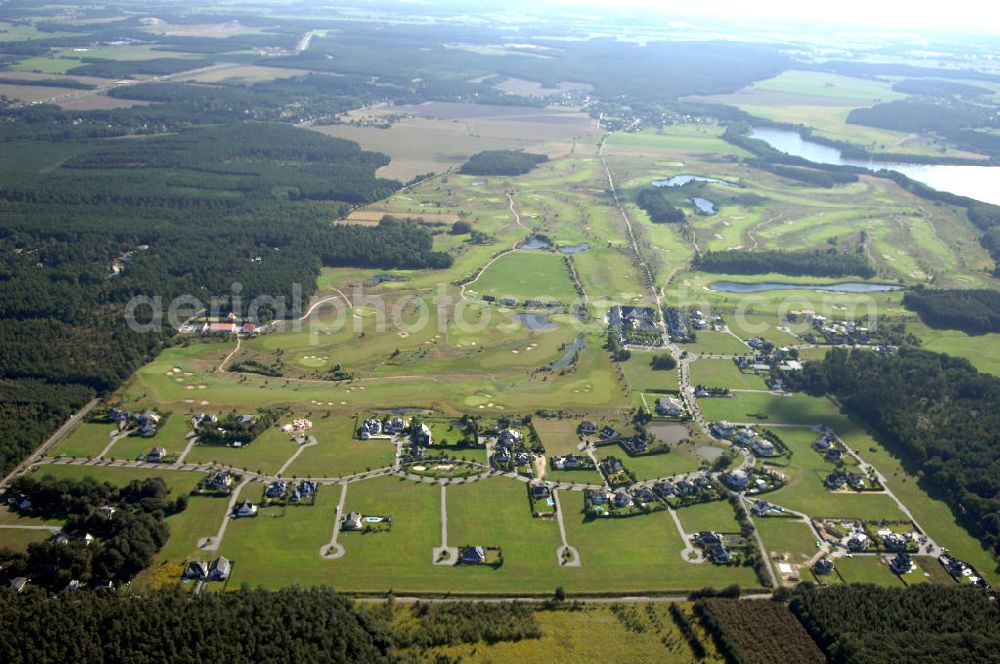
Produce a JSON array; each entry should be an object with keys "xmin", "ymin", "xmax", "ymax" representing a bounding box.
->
[{"xmin": 697, "ymin": 598, "xmax": 825, "ymax": 664}]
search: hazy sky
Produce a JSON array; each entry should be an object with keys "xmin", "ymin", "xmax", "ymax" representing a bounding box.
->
[{"xmin": 539, "ymin": 0, "xmax": 997, "ymax": 33}]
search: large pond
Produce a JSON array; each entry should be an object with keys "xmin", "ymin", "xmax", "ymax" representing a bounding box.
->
[
  {"xmin": 652, "ymin": 174, "xmax": 738, "ymax": 188},
  {"xmin": 710, "ymin": 280, "xmax": 903, "ymax": 293},
  {"xmin": 750, "ymin": 127, "xmax": 1000, "ymax": 206},
  {"xmin": 512, "ymin": 313, "xmax": 557, "ymax": 331}
]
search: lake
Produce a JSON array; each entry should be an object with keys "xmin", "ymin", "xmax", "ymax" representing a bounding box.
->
[
  {"xmin": 750, "ymin": 127, "xmax": 1000, "ymax": 206},
  {"xmin": 652, "ymin": 174, "xmax": 738, "ymax": 188},
  {"xmin": 710, "ymin": 280, "xmax": 903, "ymax": 293},
  {"xmin": 692, "ymin": 197, "xmax": 717, "ymax": 215}
]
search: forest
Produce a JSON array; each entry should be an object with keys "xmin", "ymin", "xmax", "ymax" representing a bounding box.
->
[
  {"xmin": 636, "ymin": 188, "xmax": 686, "ymax": 223},
  {"xmin": 694, "ymin": 250, "xmax": 875, "ymax": 278},
  {"xmin": 787, "ymin": 348, "xmax": 1000, "ymax": 562},
  {"xmin": 789, "ymin": 584, "xmax": 1000, "ymax": 664},
  {"xmin": 903, "ymin": 288, "xmax": 1000, "ymax": 334},
  {"xmin": 1, "ymin": 475, "xmax": 184, "ymax": 589},
  {"xmin": 459, "ymin": 150, "xmax": 549, "ymax": 176}
]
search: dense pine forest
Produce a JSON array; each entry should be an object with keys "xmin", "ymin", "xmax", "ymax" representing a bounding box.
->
[
  {"xmin": 636, "ymin": 188, "xmax": 686, "ymax": 223},
  {"xmin": 694, "ymin": 250, "xmax": 876, "ymax": 278},
  {"xmin": 903, "ymin": 288, "xmax": 1000, "ymax": 334},
  {"xmin": 790, "ymin": 584, "xmax": 1000, "ymax": 664},
  {"xmin": 787, "ymin": 348, "xmax": 1000, "ymax": 563},
  {"xmin": 459, "ymin": 150, "xmax": 549, "ymax": 176}
]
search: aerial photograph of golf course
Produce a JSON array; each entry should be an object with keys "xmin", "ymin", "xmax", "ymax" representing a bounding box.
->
[{"xmin": 1, "ymin": 0, "xmax": 999, "ymax": 662}]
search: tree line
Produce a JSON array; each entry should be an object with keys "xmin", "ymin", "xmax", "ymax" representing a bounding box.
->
[
  {"xmin": 636, "ymin": 188, "xmax": 686, "ymax": 223},
  {"xmin": 903, "ymin": 288, "xmax": 1000, "ymax": 334},
  {"xmin": 459, "ymin": 150, "xmax": 548, "ymax": 176},
  {"xmin": 694, "ymin": 249, "xmax": 875, "ymax": 278}
]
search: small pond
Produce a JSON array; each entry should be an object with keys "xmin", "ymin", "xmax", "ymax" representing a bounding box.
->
[
  {"xmin": 366, "ymin": 274, "xmax": 409, "ymax": 286},
  {"xmin": 710, "ymin": 281, "xmax": 903, "ymax": 293},
  {"xmin": 512, "ymin": 313, "xmax": 557, "ymax": 331},
  {"xmin": 546, "ymin": 336, "xmax": 584, "ymax": 370},
  {"xmin": 558, "ymin": 243, "xmax": 590, "ymax": 254},
  {"xmin": 691, "ymin": 197, "xmax": 717, "ymax": 215},
  {"xmin": 520, "ymin": 235, "xmax": 552, "ymax": 250}
]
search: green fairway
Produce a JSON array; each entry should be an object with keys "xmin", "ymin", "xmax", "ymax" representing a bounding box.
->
[{"xmin": 471, "ymin": 251, "xmax": 580, "ymax": 302}]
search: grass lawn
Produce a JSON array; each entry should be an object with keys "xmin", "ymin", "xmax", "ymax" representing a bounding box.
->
[
  {"xmin": 108, "ymin": 416, "xmax": 191, "ymax": 462},
  {"xmin": 756, "ymin": 517, "xmax": 819, "ymax": 565},
  {"xmin": 596, "ymin": 446, "xmax": 704, "ymax": 481},
  {"xmin": 472, "ymin": 251, "xmax": 579, "ymax": 302},
  {"xmin": 532, "ymin": 418, "xmax": 584, "ymax": 456},
  {"xmin": 0, "ymin": 527, "xmax": 54, "ymax": 552},
  {"xmin": 544, "ymin": 467, "xmax": 605, "ymax": 485},
  {"xmin": 909, "ymin": 321, "xmax": 1000, "ymax": 376},
  {"xmin": 689, "ymin": 359, "xmax": 767, "ymax": 391},
  {"xmin": 0, "ymin": 505, "xmax": 62, "ymax": 527},
  {"xmin": 697, "ymin": 391, "xmax": 847, "ymax": 427},
  {"xmin": 30, "ymin": 464, "xmax": 205, "ymax": 495},
  {"xmin": 618, "ymin": 354, "xmax": 680, "ymax": 391},
  {"xmin": 835, "ymin": 556, "xmax": 903, "ymax": 586},
  {"xmin": 284, "ymin": 438, "xmax": 396, "ymax": 478},
  {"xmin": 49, "ymin": 422, "xmax": 117, "ymax": 458},
  {"xmin": 675, "ymin": 499, "xmax": 741, "ymax": 533},
  {"xmin": 678, "ymin": 331, "xmax": 749, "ymax": 356},
  {"xmin": 184, "ymin": 427, "xmax": 299, "ymax": 475},
  {"xmin": 156, "ymin": 494, "xmax": 233, "ymax": 563}
]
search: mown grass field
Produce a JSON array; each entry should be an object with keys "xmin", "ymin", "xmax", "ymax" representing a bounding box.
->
[
  {"xmin": 184, "ymin": 427, "xmax": 301, "ymax": 475},
  {"xmin": 689, "ymin": 359, "xmax": 767, "ymax": 390},
  {"xmin": 472, "ymin": 251, "xmax": 580, "ymax": 302},
  {"xmin": 675, "ymin": 499, "xmax": 741, "ymax": 533},
  {"xmin": 49, "ymin": 422, "xmax": 117, "ymax": 458}
]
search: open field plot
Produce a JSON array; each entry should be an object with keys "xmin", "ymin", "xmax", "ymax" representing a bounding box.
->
[
  {"xmin": 424, "ymin": 603, "xmax": 725, "ymax": 663},
  {"xmin": 57, "ymin": 95, "xmax": 154, "ymax": 111},
  {"xmin": 604, "ymin": 123, "xmax": 749, "ymax": 158},
  {"xmin": 473, "ymin": 251, "xmax": 579, "ymax": 302},
  {"xmin": 0, "ymin": 505, "xmax": 61, "ymax": 528},
  {"xmin": 675, "ymin": 498, "xmax": 741, "ymax": 533},
  {"xmin": 756, "ymin": 517, "xmax": 820, "ymax": 568},
  {"xmin": 108, "ymin": 415, "xmax": 191, "ymax": 462},
  {"xmin": 282, "ymin": 419, "xmax": 395, "ymax": 477},
  {"xmin": 698, "ymin": 390, "xmax": 847, "ymax": 428},
  {"xmin": 908, "ymin": 321, "xmax": 1000, "ymax": 375},
  {"xmin": 597, "ymin": 444, "xmax": 704, "ymax": 481},
  {"xmin": 0, "ymin": 82, "xmax": 92, "ymax": 103},
  {"xmin": 179, "ymin": 65, "xmax": 314, "ymax": 84},
  {"xmin": 618, "ymin": 353, "xmax": 681, "ymax": 392},
  {"xmin": 761, "ymin": 427, "xmax": 907, "ymax": 522},
  {"xmin": 834, "ymin": 555, "xmax": 903, "ymax": 586},
  {"xmin": 573, "ymin": 246, "xmax": 645, "ymax": 302},
  {"xmin": 184, "ymin": 427, "xmax": 300, "ymax": 475},
  {"xmin": 223, "ymin": 476, "xmax": 439, "ymax": 591},
  {"xmin": 689, "ymin": 359, "xmax": 767, "ymax": 390},
  {"xmin": 679, "ymin": 331, "xmax": 749, "ymax": 356},
  {"xmin": 531, "ymin": 418, "xmax": 584, "ymax": 456},
  {"xmin": 0, "ymin": 527, "xmax": 54, "ymax": 552},
  {"xmin": 154, "ymin": 494, "xmax": 234, "ymax": 565},
  {"xmin": 559, "ymin": 490, "xmax": 762, "ymax": 591},
  {"xmin": 49, "ymin": 422, "xmax": 117, "ymax": 458}
]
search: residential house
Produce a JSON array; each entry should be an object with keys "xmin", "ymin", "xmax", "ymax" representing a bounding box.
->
[
  {"xmin": 752, "ymin": 438, "xmax": 777, "ymax": 457},
  {"xmin": 825, "ymin": 448, "xmax": 844, "ymax": 463},
  {"xmin": 8, "ymin": 494, "xmax": 31, "ymax": 511},
  {"xmin": 697, "ymin": 531, "xmax": 722, "ymax": 547},
  {"xmin": 192, "ymin": 413, "xmax": 217, "ymax": 427},
  {"xmin": 675, "ymin": 479, "xmax": 695, "ymax": 496},
  {"xmin": 633, "ymin": 486, "xmax": 656, "ymax": 504},
  {"xmin": 265, "ymin": 481, "xmax": 287, "ymax": 498},
  {"xmin": 711, "ymin": 421, "xmax": 735, "ymax": 439},
  {"xmin": 384, "ymin": 417, "xmax": 407, "ymax": 434},
  {"xmin": 236, "ymin": 414, "xmax": 254, "ymax": 426},
  {"xmin": 462, "ymin": 546, "xmax": 487, "ymax": 564},
  {"xmin": 514, "ymin": 452, "xmax": 531, "ymax": 466},
  {"xmin": 724, "ymin": 469, "xmax": 748, "ymax": 490},
  {"xmin": 97, "ymin": 505, "xmax": 116, "ymax": 520},
  {"xmin": 146, "ymin": 447, "xmax": 167, "ymax": 462},
  {"xmin": 612, "ymin": 490, "xmax": 633, "ymax": 508},
  {"xmin": 411, "ymin": 423, "xmax": 433, "ymax": 446},
  {"xmin": 298, "ymin": 480, "xmax": 317, "ymax": 498},
  {"xmin": 342, "ymin": 512, "xmax": 363, "ymax": 531},
  {"xmin": 553, "ymin": 455, "xmax": 582, "ymax": 470},
  {"xmin": 882, "ymin": 533, "xmax": 908, "ymax": 550},
  {"xmin": 497, "ymin": 428, "xmax": 522, "ymax": 448},
  {"xmin": 601, "ymin": 456, "xmax": 624, "ymax": 475},
  {"xmin": 814, "ymin": 558, "xmax": 835, "ymax": 575},
  {"xmin": 814, "ymin": 435, "xmax": 833, "ymax": 451},
  {"xmin": 586, "ymin": 489, "xmax": 609, "ymax": 506},
  {"xmin": 600, "ymin": 425, "xmax": 619, "ymax": 440},
  {"xmin": 620, "ymin": 437, "xmax": 647, "ymax": 455},
  {"xmin": 847, "ymin": 472, "xmax": 867, "ymax": 490},
  {"xmin": 578, "ymin": 421, "xmax": 597, "ymax": 436},
  {"xmin": 209, "ymin": 556, "xmax": 231, "ymax": 581},
  {"xmin": 825, "ymin": 472, "xmax": 847, "ymax": 490},
  {"xmin": 710, "ymin": 545, "xmax": 732, "ymax": 564},
  {"xmin": 233, "ymin": 500, "xmax": 258, "ymax": 518},
  {"xmin": 530, "ymin": 484, "xmax": 551, "ymax": 500},
  {"xmin": 137, "ymin": 411, "xmax": 161, "ymax": 438},
  {"xmin": 493, "ymin": 447, "xmax": 510, "ymax": 464},
  {"xmin": 890, "ymin": 552, "xmax": 914, "ymax": 574},
  {"xmin": 694, "ymin": 385, "xmax": 709, "ymax": 398},
  {"xmin": 751, "ymin": 500, "xmax": 770, "ymax": 516},
  {"xmin": 108, "ymin": 408, "xmax": 129, "ymax": 423},
  {"xmin": 208, "ymin": 322, "xmax": 236, "ymax": 334},
  {"xmin": 206, "ymin": 471, "xmax": 233, "ymax": 491},
  {"xmin": 694, "ymin": 476, "xmax": 713, "ymax": 490},
  {"xmin": 847, "ymin": 532, "xmax": 869, "ymax": 551},
  {"xmin": 360, "ymin": 418, "xmax": 382, "ymax": 440},
  {"xmin": 654, "ymin": 480, "xmax": 676, "ymax": 497},
  {"xmin": 735, "ymin": 428, "xmax": 758, "ymax": 447},
  {"xmin": 185, "ymin": 560, "xmax": 209, "ymax": 580},
  {"xmin": 655, "ymin": 397, "xmax": 685, "ymax": 417},
  {"xmin": 8, "ymin": 577, "xmax": 28, "ymax": 593}
]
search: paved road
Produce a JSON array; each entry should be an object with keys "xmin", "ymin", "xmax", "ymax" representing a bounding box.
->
[
  {"xmin": 199, "ymin": 477, "xmax": 251, "ymax": 552},
  {"xmin": 320, "ymin": 483, "xmax": 348, "ymax": 559},
  {"xmin": 551, "ymin": 489, "xmax": 581, "ymax": 567}
]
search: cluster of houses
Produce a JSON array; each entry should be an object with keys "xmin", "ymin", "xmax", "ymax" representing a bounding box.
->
[
  {"xmin": 665, "ymin": 307, "xmax": 692, "ymax": 342},
  {"xmin": 711, "ymin": 422, "xmax": 778, "ymax": 458},
  {"xmin": 107, "ymin": 244, "xmax": 148, "ymax": 278},
  {"xmin": 108, "ymin": 408, "xmax": 161, "ymax": 437},
  {"xmin": 723, "ymin": 469, "xmax": 777, "ymax": 494},
  {"xmin": 492, "ymin": 428, "xmax": 527, "ymax": 466},
  {"xmin": 608, "ymin": 305, "xmax": 660, "ymax": 344},
  {"xmin": 825, "ymin": 470, "xmax": 872, "ymax": 491},
  {"xmin": 652, "ymin": 475, "xmax": 713, "ymax": 500},
  {"xmin": 689, "ymin": 309, "xmax": 723, "ymax": 332},
  {"xmin": 585, "ymin": 485, "xmax": 657, "ymax": 514},
  {"xmin": 264, "ymin": 479, "xmax": 318, "ymax": 503},
  {"xmin": 814, "ymin": 432, "xmax": 846, "ymax": 463},
  {"xmin": 939, "ymin": 554, "xmax": 989, "ymax": 587},
  {"xmin": 359, "ymin": 416, "xmax": 408, "ymax": 440},
  {"xmin": 695, "ymin": 531, "xmax": 733, "ymax": 565},
  {"xmin": 184, "ymin": 556, "xmax": 231, "ymax": 582},
  {"xmin": 577, "ymin": 421, "xmax": 620, "ymax": 441}
]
